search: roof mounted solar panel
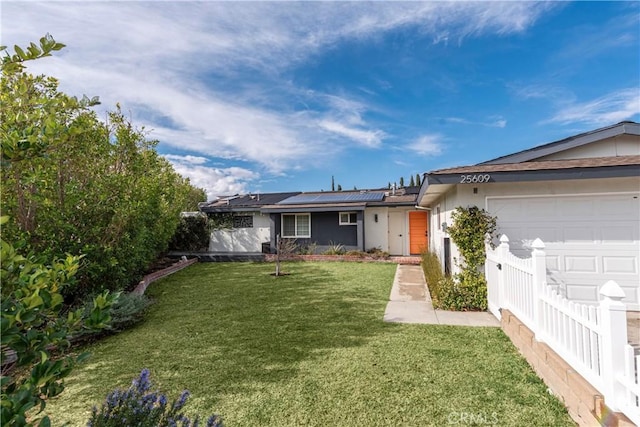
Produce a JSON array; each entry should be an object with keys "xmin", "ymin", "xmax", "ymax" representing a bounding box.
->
[{"xmin": 278, "ymin": 192, "xmax": 384, "ymax": 205}]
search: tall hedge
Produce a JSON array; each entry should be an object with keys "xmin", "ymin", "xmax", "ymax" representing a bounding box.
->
[{"xmin": 1, "ymin": 39, "xmax": 206, "ymax": 299}]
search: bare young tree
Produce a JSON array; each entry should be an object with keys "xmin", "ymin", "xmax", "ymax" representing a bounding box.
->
[{"xmin": 274, "ymin": 234, "xmax": 297, "ymax": 276}]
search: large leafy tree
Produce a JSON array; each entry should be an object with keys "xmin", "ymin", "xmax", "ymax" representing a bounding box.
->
[{"xmin": 1, "ymin": 35, "xmax": 206, "ymax": 298}]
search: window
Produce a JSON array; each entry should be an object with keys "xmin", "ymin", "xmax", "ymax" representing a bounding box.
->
[
  {"xmin": 282, "ymin": 214, "xmax": 311, "ymax": 238},
  {"xmin": 233, "ymin": 215, "xmax": 253, "ymax": 228},
  {"xmin": 339, "ymin": 212, "xmax": 357, "ymax": 225}
]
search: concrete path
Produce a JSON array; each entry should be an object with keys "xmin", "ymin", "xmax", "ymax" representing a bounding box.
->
[{"xmin": 383, "ymin": 264, "xmax": 500, "ymax": 327}]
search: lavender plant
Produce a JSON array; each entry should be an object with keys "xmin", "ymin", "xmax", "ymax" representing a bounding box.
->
[{"xmin": 87, "ymin": 369, "xmax": 223, "ymax": 427}]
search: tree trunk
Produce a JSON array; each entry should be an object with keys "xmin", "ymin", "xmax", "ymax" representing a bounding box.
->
[{"xmin": 275, "ymin": 234, "xmax": 281, "ymax": 276}]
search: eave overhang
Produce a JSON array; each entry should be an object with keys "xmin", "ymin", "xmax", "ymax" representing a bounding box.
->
[
  {"xmin": 201, "ymin": 206, "xmax": 262, "ymax": 213},
  {"xmin": 417, "ymin": 161, "xmax": 640, "ymax": 207}
]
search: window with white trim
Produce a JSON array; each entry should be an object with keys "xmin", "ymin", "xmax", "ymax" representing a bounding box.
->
[
  {"xmin": 339, "ymin": 212, "xmax": 357, "ymax": 225},
  {"xmin": 282, "ymin": 214, "xmax": 311, "ymax": 238}
]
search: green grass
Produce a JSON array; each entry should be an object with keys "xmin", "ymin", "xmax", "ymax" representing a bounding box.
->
[{"xmin": 46, "ymin": 262, "xmax": 574, "ymax": 426}]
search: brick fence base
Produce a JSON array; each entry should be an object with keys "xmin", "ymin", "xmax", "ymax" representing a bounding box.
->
[
  {"xmin": 501, "ymin": 309, "xmax": 634, "ymax": 427},
  {"xmin": 264, "ymin": 254, "xmax": 421, "ymax": 264}
]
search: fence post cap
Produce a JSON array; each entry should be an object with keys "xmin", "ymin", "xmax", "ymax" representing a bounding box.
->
[
  {"xmin": 499, "ymin": 234, "xmax": 509, "ymax": 243},
  {"xmin": 599, "ymin": 280, "xmax": 626, "ymax": 300},
  {"xmin": 531, "ymin": 238, "xmax": 545, "ymax": 250}
]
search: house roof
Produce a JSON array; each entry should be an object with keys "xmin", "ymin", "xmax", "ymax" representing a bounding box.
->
[
  {"xmin": 200, "ymin": 192, "xmax": 300, "ymax": 213},
  {"xmin": 201, "ymin": 186, "xmax": 420, "ymax": 214},
  {"xmin": 277, "ymin": 191, "xmax": 385, "ymax": 205},
  {"xmin": 261, "ymin": 202, "xmax": 368, "ymax": 213},
  {"xmin": 431, "ymin": 155, "xmax": 640, "ymax": 175},
  {"xmin": 263, "ymin": 187, "xmax": 418, "ymax": 212},
  {"xmin": 417, "ymin": 122, "xmax": 640, "ymax": 206},
  {"xmin": 480, "ymin": 121, "xmax": 640, "ymax": 165}
]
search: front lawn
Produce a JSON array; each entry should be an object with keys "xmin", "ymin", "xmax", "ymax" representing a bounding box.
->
[{"xmin": 47, "ymin": 262, "xmax": 573, "ymax": 426}]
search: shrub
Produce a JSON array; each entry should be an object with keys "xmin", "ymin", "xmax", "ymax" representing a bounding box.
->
[
  {"xmin": 108, "ymin": 293, "xmax": 152, "ymax": 331},
  {"xmin": 447, "ymin": 206, "xmax": 497, "ymax": 269},
  {"xmin": 344, "ymin": 250, "xmax": 366, "ymax": 258},
  {"xmin": 366, "ymin": 247, "xmax": 390, "ymax": 259},
  {"xmin": 297, "ymin": 241, "xmax": 317, "ymax": 255},
  {"xmin": 440, "ymin": 206, "xmax": 496, "ymax": 311},
  {"xmin": 1, "ymin": 215, "xmax": 117, "ymax": 427},
  {"xmin": 88, "ymin": 369, "xmax": 223, "ymax": 427},
  {"xmin": 324, "ymin": 241, "xmax": 345, "ymax": 255},
  {"xmin": 436, "ymin": 271, "xmax": 488, "ymax": 311},
  {"xmin": 421, "ymin": 251, "xmax": 444, "ymax": 288},
  {"xmin": 72, "ymin": 293, "xmax": 152, "ymax": 344},
  {"xmin": 169, "ymin": 215, "xmax": 210, "ymax": 251}
]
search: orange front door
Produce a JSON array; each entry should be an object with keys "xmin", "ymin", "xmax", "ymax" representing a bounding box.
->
[{"xmin": 409, "ymin": 211, "xmax": 428, "ymax": 255}]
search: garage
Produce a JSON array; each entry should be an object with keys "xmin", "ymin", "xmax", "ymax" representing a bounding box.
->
[{"xmin": 487, "ymin": 193, "xmax": 640, "ymax": 308}]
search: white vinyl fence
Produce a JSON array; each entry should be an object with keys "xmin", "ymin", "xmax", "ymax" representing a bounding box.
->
[{"xmin": 485, "ymin": 234, "xmax": 640, "ymax": 425}]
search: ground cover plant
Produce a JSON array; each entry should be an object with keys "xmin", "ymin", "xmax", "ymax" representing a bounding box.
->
[{"xmin": 45, "ymin": 262, "xmax": 574, "ymax": 426}]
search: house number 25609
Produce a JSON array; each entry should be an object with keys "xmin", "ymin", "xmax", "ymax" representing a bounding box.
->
[{"xmin": 459, "ymin": 174, "xmax": 491, "ymax": 183}]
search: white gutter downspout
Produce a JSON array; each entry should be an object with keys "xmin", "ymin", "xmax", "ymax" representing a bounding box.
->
[{"xmin": 414, "ymin": 205, "xmax": 431, "ymax": 211}]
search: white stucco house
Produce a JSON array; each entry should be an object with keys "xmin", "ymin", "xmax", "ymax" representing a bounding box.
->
[{"xmin": 417, "ymin": 121, "xmax": 640, "ymax": 310}]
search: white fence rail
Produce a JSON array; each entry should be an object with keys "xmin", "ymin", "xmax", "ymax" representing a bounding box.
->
[{"xmin": 485, "ymin": 234, "xmax": 640, "ymax": 425}]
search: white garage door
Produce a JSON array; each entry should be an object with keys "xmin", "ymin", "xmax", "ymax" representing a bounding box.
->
[{"xmin": 487, "ymin": 193, "xmax": 640, "ymax": 309}]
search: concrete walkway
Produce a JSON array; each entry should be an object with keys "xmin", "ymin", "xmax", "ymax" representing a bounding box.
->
[{"xmin": 383, "ymin": 264, "xmax": 500, "ymax": 327}]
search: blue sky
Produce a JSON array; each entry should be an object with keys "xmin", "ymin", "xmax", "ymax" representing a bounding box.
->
[{"xmin": 3, "ymin": 1, "xmax": 639, "ymax": 199}]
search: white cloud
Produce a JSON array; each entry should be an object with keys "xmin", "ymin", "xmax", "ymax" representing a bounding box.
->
[
  {"xmin": 1, "ymin": 1, "xmax": 555, "ymax": 181},
  {"xmin": 406, "ymin": 134, "xmax": 444, "ymax": 156},
  {"xmin": 511, "ymin": 83, "xmax": 575, "ymax": 102},
  {"xmin": 443, "ymin": 116, "xmax": 507, "ymax": 128},
  {"xmin": 493, "ymin": 119, "xmax": 507, "ymax": 128},
  {"xmin": 166, "ymin": 155, "xmax": 258, "ymax": 201},
  {"xmin": 318, "ymin": 120, "xmax": 385, "ymax": 148},
  {"xmin": 547, "ymin": 88, "xmax": 640, "ymax": 126},
  {"xmin": 163, "ymin": 154, "xmax": 209, "ymax": 165}
]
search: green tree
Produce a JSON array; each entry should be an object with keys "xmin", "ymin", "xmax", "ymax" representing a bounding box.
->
[
  {"xmin": 409, "ymin": 175, "xmax": 415, "ymax": 186},
  {"xmin": 416, "ymin": 173, "xmax": 422, "ymax": 186},
  {"xmin": 1, "ymin": 39, "xmax": 206, "ymax": 298},
  {"xmin": 337, "ymin": 184, "xmax": 342, "ymax": 191},
  {"xmin": 399, "ymin": 177, "xmax": 405, "ymax": 187},
  {"xmin": 331, "ymin": 175, "xmax": 335, "ymax": 191},
  {"xmin": 1, "ymin": 36, "xmax": 119, "ymax": 426}
]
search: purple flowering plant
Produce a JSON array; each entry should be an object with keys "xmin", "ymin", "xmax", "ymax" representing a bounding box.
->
[{"xmin": 87, "ymin": 369, "xmax": 222, "ymax": 427}]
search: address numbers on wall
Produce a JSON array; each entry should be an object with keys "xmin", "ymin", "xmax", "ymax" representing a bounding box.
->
[{"xmin": 459, "ymin": 174, "xmax": 491, "ymax": 184}]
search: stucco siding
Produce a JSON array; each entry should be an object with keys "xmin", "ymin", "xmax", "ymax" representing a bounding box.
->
[
  {"xmin": 364, "ymin": 207, "xmax": 388, "ymax": 251},
  {"xmin": 311, "ymin": 212, "xmax": 358, "ymax": 246},
  {"xmin": 537, "ymin": 135, "xmax": 640, "ymax": 161},
  {"xmin": 209, "ymin": 212, "xmax": 270, "ymax": 252}
]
